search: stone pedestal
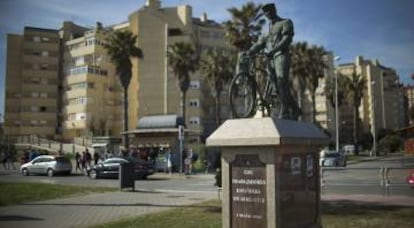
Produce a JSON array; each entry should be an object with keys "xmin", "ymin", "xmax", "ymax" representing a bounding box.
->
[{"xmin": 207, "ymin": 117, "xmax": 328, "ymax": 228}]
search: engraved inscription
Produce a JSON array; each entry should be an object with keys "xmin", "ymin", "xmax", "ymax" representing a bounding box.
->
[{"xmin": 231, "ymin": 154, "xmax": 266, "ymax": 228}]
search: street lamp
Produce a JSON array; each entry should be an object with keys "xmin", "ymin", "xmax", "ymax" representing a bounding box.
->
[
  {"xmin": 371, "ymin": 81, "xmax": 377, "ymax": 156},
  {"xmin": 334, "ymin": 56, "xmax": 341, "ymax": 152}
]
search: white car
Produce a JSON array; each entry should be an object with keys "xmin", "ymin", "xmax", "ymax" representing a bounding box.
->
[
  {"xmin": 20, "ymin": 155, "xmax": 72, "ymax": 177},
  {"xmin": 320, "ymin": 150, "xmax": 346, "ymax": 167}
]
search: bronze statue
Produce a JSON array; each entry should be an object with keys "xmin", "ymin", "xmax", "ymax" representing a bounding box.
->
[{"xmin": 247, "ymin": 3, "xmax": 300, "ymax": 120}]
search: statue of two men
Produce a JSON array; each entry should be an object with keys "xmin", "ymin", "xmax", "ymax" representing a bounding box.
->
[{"xmin": 247, "ymin": 3, "xmax": 300, "ymax": 120}]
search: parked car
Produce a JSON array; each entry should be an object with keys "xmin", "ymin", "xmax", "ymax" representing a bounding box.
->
[
  {"xmin": 342, "ymin": 145, "xmax": 355, "ymax": 155},
  {"xmin": 87, "ymin": 156, "xmax": 154, "ymax": 180},
  {"xmin": 20, "ymin": 155, "xmax": 72, "ymax": 177},
  {"xmin": 407, "ymin": 169, "xmax": 414, "ymax": 188},
  {"xmin": 320, "ymin": 150, "xmax": 346, "ymax": 167}
]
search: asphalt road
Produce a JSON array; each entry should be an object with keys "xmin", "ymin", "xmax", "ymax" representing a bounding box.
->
[
  {"xmin": 0, "ymin": 169, "xmax": 218, "ymax": 194},
  {"xmin": 1, "ymin": 154, "xmax": 413, "ymax": 197},
  {"xmin": 322, "ymin": 155, "xmax": 414, "ymax": 197}
]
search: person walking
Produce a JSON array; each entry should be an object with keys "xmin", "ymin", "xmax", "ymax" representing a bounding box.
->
[
  {"xmin": 75, "ymin": 152, "xmax": 81, "ymax": 173},
  {"xmin": 165, "ymin": 148, "xmax": 173, "ymax": 175},
  {"xmin": 93, "ymin": 152, "xmax": 100, "ymax": 165}
]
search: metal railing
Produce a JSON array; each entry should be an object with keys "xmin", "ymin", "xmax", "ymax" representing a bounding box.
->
[{"xmin": 6, "ymin": 135, "xmax": 94, "ymax": 154}]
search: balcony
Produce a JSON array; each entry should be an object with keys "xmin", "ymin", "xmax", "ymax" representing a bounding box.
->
[{"xmin": 66, "ymin": 88, "xmax": 87, "ymax": 99}]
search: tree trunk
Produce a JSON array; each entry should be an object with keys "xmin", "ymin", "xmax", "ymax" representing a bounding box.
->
[
  {"xmin": 353, "ymin": 105, "xmax": 359, "ymax": 156},
  {"xmin": 215, "ymin": 91, "xmax": 221, "ymax": 127},
  {"xmin": 123, "ymin": 88, "xmax": 129, "ymax": 149},
  {"xmin": 181, "ymin": 91, "xmax": 186, "ymax": 125},
  {"xmin": 311, "ymin": 92, "xmax": 316, "ymax": 124}
]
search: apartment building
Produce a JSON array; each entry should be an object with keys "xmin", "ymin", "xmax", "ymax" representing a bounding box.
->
[
  {"xmin": 128, "ymin": 0, "xmax": 232, "ymax": 143},
  {"xmin": 4, "ymin": 0, "xmax": 232, "ymax": 145},
  {"xmin": 4, "ymin": 27, "xmax": 60, "ymax": 138},
  {"xmin": 62, "ymin": 23, "xmax": 123, "ymax": 140},
  {"xmin": 336, "ymin": 56, "xmax": 405, "ymax": 143},
  {"xmin": 404, "ymin": 85, "xmax": 414, "ymax": 125}
]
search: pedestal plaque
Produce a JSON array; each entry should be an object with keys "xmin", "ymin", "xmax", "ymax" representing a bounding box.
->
[{"xmin": 231, "ymin": 154, "xmax": 266, "ymax": 228}]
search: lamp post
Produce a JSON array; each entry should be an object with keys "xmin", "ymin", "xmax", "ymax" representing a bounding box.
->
[
  {"xmin": 371, "ymin": 81, "xmax": 377, "ymax": 156},
  {"xmin": 334, "ymin": 56, "xmax": 341, "ymax": 152}
]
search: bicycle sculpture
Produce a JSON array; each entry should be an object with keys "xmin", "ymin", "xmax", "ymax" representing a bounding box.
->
[
  {"xmin": 229, "ymin": 3, "xmax": 300, "ymax": 120},
  {"xmin": 229, "ymin": 52, "xmax": 279, "ymax": 118}
]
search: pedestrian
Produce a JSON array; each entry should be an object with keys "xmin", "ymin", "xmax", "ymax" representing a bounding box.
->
[
  {"xmin": 81, "ymin": 151, "xmax": 87, "ymax": 172},
  {"xmin": 85, "ymin": 149, "xmax": 92, "ymax": 168},
  {"xmin": 1, "ymin": 150, "xmax": 6, "ymax": 169},
  {"xmin": 165, "ymin": 148, "xmax": 173, "ymax": 175},
  {"xmin": 93, "ymin": 152, "xmax": 99, "ymax": 165},
  {"xmin": 75, "ymin": 152, "xmax": 81, "ymax": 173},
  {"xmin": 184, "ymin": 157, "xmax": 191, "ymax": 175},
  {"xmin": 7, "ymin": 151, "xmax": 16, "ymax": 170}
]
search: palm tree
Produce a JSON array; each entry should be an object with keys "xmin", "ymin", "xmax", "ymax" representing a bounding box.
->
[
  {"xmin": 290, "ymin": 42, "xmax": 327, "ymax": 123},
  {"xmin": 305, "ymin": 45, "xmax": 327, "ymax": 123},
  {"xmin": 325, "ymin": 72, "xmax": 348, "ymax": 109},
  {"xmin": 167, "ymin": 42, "xmax": 198, "ymax": 125},
  {"xmin": 103, "ymin": 30, "xmax": 143, "ymax": 149},
  {"xmin": 346, "ymin": 70, "xmax": 366, "ymax": 155},
  {"xmin": 200, "ymin": 49, "xmax": 234, "ymax": 126},
  {"xmin": 290, "ymin": 42, "xmax": 309, "ymax": 112},
  {"xmin": 224, "ymin": 2, "xmax": 263, "ymax": 51}
]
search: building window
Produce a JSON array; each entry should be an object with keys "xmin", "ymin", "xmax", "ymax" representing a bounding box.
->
[
  {"xmin": 67, "ymin": 113, "xmax": 76, "ymax": 121},
  {"xmin": 189, "ymin": 80, "xmax": 200, "ymax": 89},
  {"xmin": 33, "ymin": 36, "xmax": 41, "ymax": 42},
  {"xmin": 189, "ymin": 117, "xmax": 200, "ymax": 125},
  {"xmin": 40, "ymin": 64, "xmax": 48, "ymax": 70},
  {"xmin": 40, "ymin": 106, "xmax": 47, "ymax": 112},
  {"xmin": 41, "ymin": 37, "xmax": 49, "ymax": 42},
  {"xmin": 76, "ymin": 113, "xmax": 87, "ymax": 120},
  {"xmin": 31, "ymin": 77, "xmax": 40, "ymax": 84},
  {"xmin": 41, "ymin": 51, "xmax": 49, "ymax": 57},
  {"xmin": 31, "ymin": 106, "xmax": 39, "ymax": 112},
  {"xmin": 39, "ymin": 120, "xmax": 47, "ymax": 125},
  {"xmin": 32, "ymin": 51, "xmax": 41, "ymax": 56},
  {"xmin": 30, "ymin": 120, "xmax": 38, "ymax": 126},
  {"xmin": 40, "ymin": 92, "xmax": 48, "ymax": 98},
  {"xmin": 14, "ymin": 120, "xmax": 22, "ymax": 126},
  {"xmin": 75, "ymin": 56, "xmax": 84, "ymax": 66},
  {"xmin": 189, "ymin": 99, "xmax": 200, "ymax": 107},
  {"xmin": 168, "ymin": 28, "xmax": 183, "ymax": 36}
]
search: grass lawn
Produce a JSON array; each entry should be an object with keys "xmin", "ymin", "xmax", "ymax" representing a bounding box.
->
[
  {"xmin": 0, "ymin": 182, "xmax": 116, "ymax": 206},
  {"xmin": 92, "ymin": 200, "xmax": 414, "ymax": 228}
]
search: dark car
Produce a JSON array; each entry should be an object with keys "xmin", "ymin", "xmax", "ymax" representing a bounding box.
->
[{"xmin": 87, "ymin": 156, "xmax": 154, "ymax": 180}]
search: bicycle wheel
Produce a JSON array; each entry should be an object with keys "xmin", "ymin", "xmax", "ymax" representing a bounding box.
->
[{"xmin": 229, "ymin": 72, "xmax": 257, "ymax": 118}]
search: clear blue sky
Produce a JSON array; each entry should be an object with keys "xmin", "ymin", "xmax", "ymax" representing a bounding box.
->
[{"xmin": 1, "ymin": 0, "xmax": 414, "ymax": 120}]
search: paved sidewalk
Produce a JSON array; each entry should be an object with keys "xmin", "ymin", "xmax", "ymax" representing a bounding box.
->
[{"xmin": 0, "ymin": 189, "xmax": 217, "ymax": 228}]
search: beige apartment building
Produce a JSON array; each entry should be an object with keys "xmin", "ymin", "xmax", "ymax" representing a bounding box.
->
[
  {"xmin": 61, "ymin": 23, "xmax": 124, "ymax": 140},
  {"xmin": 4, "ymin": 27, "xmax": 61, "ymax": 138},
  {"xmin": 404, "ymin": 85, "xmax": 414, "ymax": 125},
  {"xmin": 128, "ymin": 0, "xmax": 232, "ymax": 144},
  {"xmin": 4, "ymin": 1, "xmax": 232, "ymax": 146},
  {"xmin": 336, "ymin": 56, "xmax": 405, "ymax": 143}
]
